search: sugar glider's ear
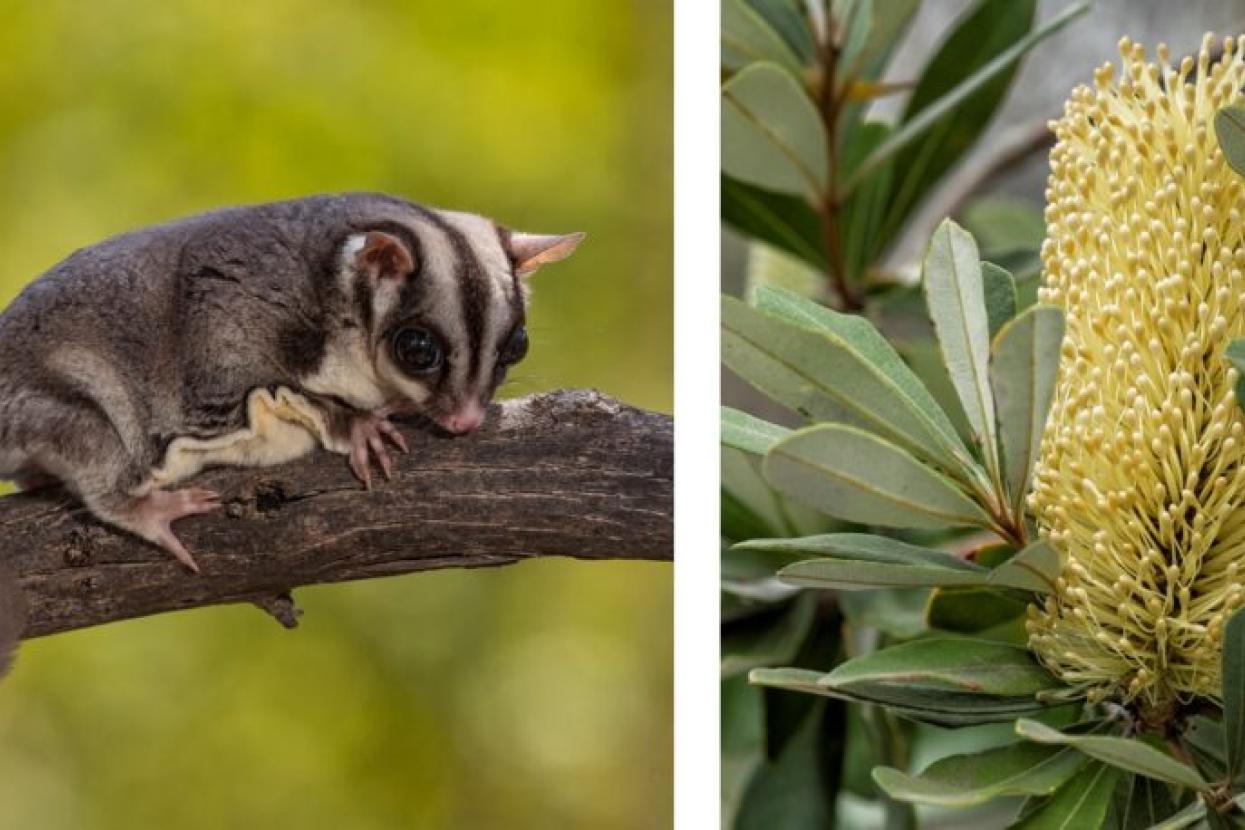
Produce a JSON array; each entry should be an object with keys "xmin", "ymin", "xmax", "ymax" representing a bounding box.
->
[
  {"xmin": 352, "ymin": 231, "xmax": 415, "ymax": 280},
  {"xmin": 508, "ymin": 231, "xmax": 585, "ymax": 278}
]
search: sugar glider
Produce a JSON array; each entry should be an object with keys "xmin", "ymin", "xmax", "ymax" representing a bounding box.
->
[{"xmin": 0, "ymin": 193, "xmax": 582, "ymax": 672}]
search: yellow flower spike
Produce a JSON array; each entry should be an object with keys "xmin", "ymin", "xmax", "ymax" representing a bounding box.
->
[{"xmin": 1030, "ymin": 33, "xmax": 1245, "ymax": 722}]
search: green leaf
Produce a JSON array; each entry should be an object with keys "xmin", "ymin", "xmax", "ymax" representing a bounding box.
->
[
  {"xmin": 723, "ymin": 594, "xmax": 818, "ymax": 677},
  {"xmin": 722, "ymin": 445, "xmax": 824, "ymax": 543},
  {"xmin": 1215, "ymin": 104, "xmax": 1245, "ymax": 179},
  {"xmin": 829, "ymin": 638, "xmax": 1060, "ymax": 698},
  {"xmin": 1182, "ymin": 715, "xmax": 1227, "ymax": 783},
  {"xmin": 1224, "ymin": 607, "xmax": 1245, "ymax": 782},
  {"xmin": 744, "ymin": 242, "xmax": 824, "ymax": 303},
  {"xmin": 749, "ymin": 534, "xmax": 1052, "ymax": 595},
  {"xmin": 983, "ymin": 261, "xmax": 1018, "ymax": 339},
  {"xmin": 879, "ymin": 0, "xmax": 1041, "ymax": 241},
  {"xmin": 759, "ymin": 532, "xmax": 989, "ymax": 591},
  {"xmin": 764, "ymin": 424, "xmax": 991, "ymax": 529},
  {"xmin": 837, "ymin": 0, "xmax": 921, "ymax": 82},
  {"xmin": 752, "ymin": 285, "xmax": 978, "ymax": 472},
  {"xmin": 741, "ymin": 532, "xmax": 982, "ymax": 571},
  {"xmin": 1015, "ymin": 720, "xmax": 1209, "ymax": 791},
  {"xmin": 744, "ymin": 0, "xmax": 815, "ymax": 63},
  {"xmin": 837, "ymin": 588, "xmax": 928, "ymax": 639},
  {"xmin": 841, "ymin": 0, "xmax": 1087, "ymax": 196},
  {"xmin": 778, "ymin": 558, "xmax": 988, "ymax": 591},
  {"xmin": 752, "ymin": 637, "xmax": 1061, "ymax": 726},
  {"xmin": 873, "ymin": 741, "xmax": 1086, "ymax": 807},
  {"xmin": 734, "ymin": 699, "xmax": 837, "ymax": 830},
  {"xmin": 961, "ymin": 196, "xmax": 1046, "ymax": 256},
  {"xmin": 722, "ymin": 407, "xmax": 790, "ymax": 456},
  {"xmin": 838, "ymin": 120, "xmax": 894, "ymax": 284},
  {"xmin": 722, "ymin": 175, "xmax": 827, "ymax": 269},
  {"xmin": 1114, "ymin": 774, "xmax": 1176, "ymax": 830},
  {"xmin": 988, "ymin": 541, "xmax": 1059, "ymax": 594},
  {"xmin": 926, "ymin": 585, "xmax": 1028, "ymax": 634},
  {"xmin": 722, "ymin": 62, "xmax": 827, "ymax": 200},
  {"xmin": 722, "ymin": 0, "xmax": 803, "ymax": 75},
  {"xmin": 722, "ymin": 291, "xmax": 979, "ymax": 482},
  {"xmin": 833, "ymin": 0, "xmax": 920, "ymax": 158},
  {"xmin": 923, "ymin": 219, "xmax": 1001, "ymax": 480},
  {"xmin": 991, "ymin": 305, "xmax": 1066, "ymax": 513},
  {"xmin": 1146, "ymin": 800, "xmax": 1209, "ymax": 830},
  {"xmin": 1011, "ymin": 761, "xmax": 1118, "ymax": 830}
]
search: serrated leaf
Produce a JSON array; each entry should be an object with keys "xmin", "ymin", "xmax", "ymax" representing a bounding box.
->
[
  {"xmin": 991, "ymin": 305, "xmax": 1066, "ymax": 513},
  {"xmin": 722, "ymin": 407, "xmax": 790, "ymax": 456},
  {"xmin": 983, "ymin": 261, "xmax": 1018, "ymax": 338},
  {"xmin": 722, "ymin": 291, "xmax": 980, "ymax": 483},
  {"xmin": 1216, "ymin": 104, "xmax": 1245, "ymax": 179},
  {"xmin": 873, "ymin": 741, "xmax": 1085, "ymax": 807},
  {"xmin": 841, "ymin": 1, "xmax": 1088, "ymax": 196},
  {"xmin": 1011, "ymin": 761, "xmax": 1118, "ymax": 830},
  {"xmin": 722, "ymin": 175, "xmax": 827, "ymax": 269},
  {"xmin": 722, "ymin": 0, "xmax": 803, "ymax": 75},
  {"xmin": 988, "ymin": 541, "xmax": 1059, "ymax": 594},
  {"xmin": 722, "ymin": 62, "xmax": 827, "ymax": 200},
  {"xmin": 1224, "ymin": 607, "xmax": 1245, "ymax": 781},
  {"xmin": 924, "ymin": 219, "xmax": 1001, "ymax": 481},
  {"xmin": 1016, "ymin": 720, "xmax": 1209, "ymax": 791},
  {"xmin": 764, "ymin": 424, "xmax": 991, "ymax": 529}
]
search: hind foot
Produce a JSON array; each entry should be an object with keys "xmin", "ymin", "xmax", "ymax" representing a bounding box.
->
[{"xmin": 128, "ymin": 487, "xmax": 221, "ymax": 572}]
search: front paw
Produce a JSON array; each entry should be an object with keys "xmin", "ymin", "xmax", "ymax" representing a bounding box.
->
[{"xmin": 347, "ymin": 412, "xmax": 409, "ymax": 489}]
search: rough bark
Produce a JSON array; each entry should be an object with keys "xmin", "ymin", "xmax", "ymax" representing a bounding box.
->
[{"xmin": 3, "ymin": 390, "xmax": 672, "ymax": 639}]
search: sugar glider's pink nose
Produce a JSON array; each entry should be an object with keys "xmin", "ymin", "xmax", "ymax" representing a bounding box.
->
[{"xmin": 442, "ymin": 403, "xmax": 485, "ymax": 435}]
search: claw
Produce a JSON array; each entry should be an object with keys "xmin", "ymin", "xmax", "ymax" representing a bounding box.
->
[
  {"xmin": 377, "ymin": 420, "xmax": 409, "ymax": 454},
  {"xmin": 346, "ymin": 411, "xmax": 406, "ymax": 487}
]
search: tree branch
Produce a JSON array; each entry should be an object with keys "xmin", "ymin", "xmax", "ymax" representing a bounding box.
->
[{"xmin": 6, "ymin": 390, "xmax": 672, "ymax": 639}]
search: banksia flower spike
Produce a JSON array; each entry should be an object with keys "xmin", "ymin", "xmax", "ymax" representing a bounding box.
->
[{"xmin": 1029, "ymin": 34, "xmax": 1245, "ymax": 722}]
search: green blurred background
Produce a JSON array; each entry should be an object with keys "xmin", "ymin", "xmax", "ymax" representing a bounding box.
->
[{"xmin": 0, "ymin": 1, "xmax": 672, "ymax": 827}]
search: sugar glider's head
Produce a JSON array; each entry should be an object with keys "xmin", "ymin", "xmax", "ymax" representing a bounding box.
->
[{"xmin": 327, "ymin": 205, "xmax": 582, "ymax": 434}]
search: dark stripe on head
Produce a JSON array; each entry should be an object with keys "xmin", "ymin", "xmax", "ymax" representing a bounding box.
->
[
  {"xmin": 405, "ymin": 206, "xmax": 490, "ymax": 399},
  {"xmin": 343, "ymin": 220, "xmax": 426, "ymax": 338},
  {"xmin": 494, "ymin": 223, "xmax": 525, "ymax": 319}
]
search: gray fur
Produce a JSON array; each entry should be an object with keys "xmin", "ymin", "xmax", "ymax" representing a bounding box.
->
[{"xmin": 0, "ymin": 192, "xmax": 533, "ymax": 541}]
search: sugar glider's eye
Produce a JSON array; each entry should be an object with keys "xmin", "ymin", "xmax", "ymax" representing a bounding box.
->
[
  {"xmin": 392, "ymin": 327, "xmax": 444, "ymax": 374},
  {"xmin": 499, "ymin": 326, "xmax": 529, "ymax": 366}
]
